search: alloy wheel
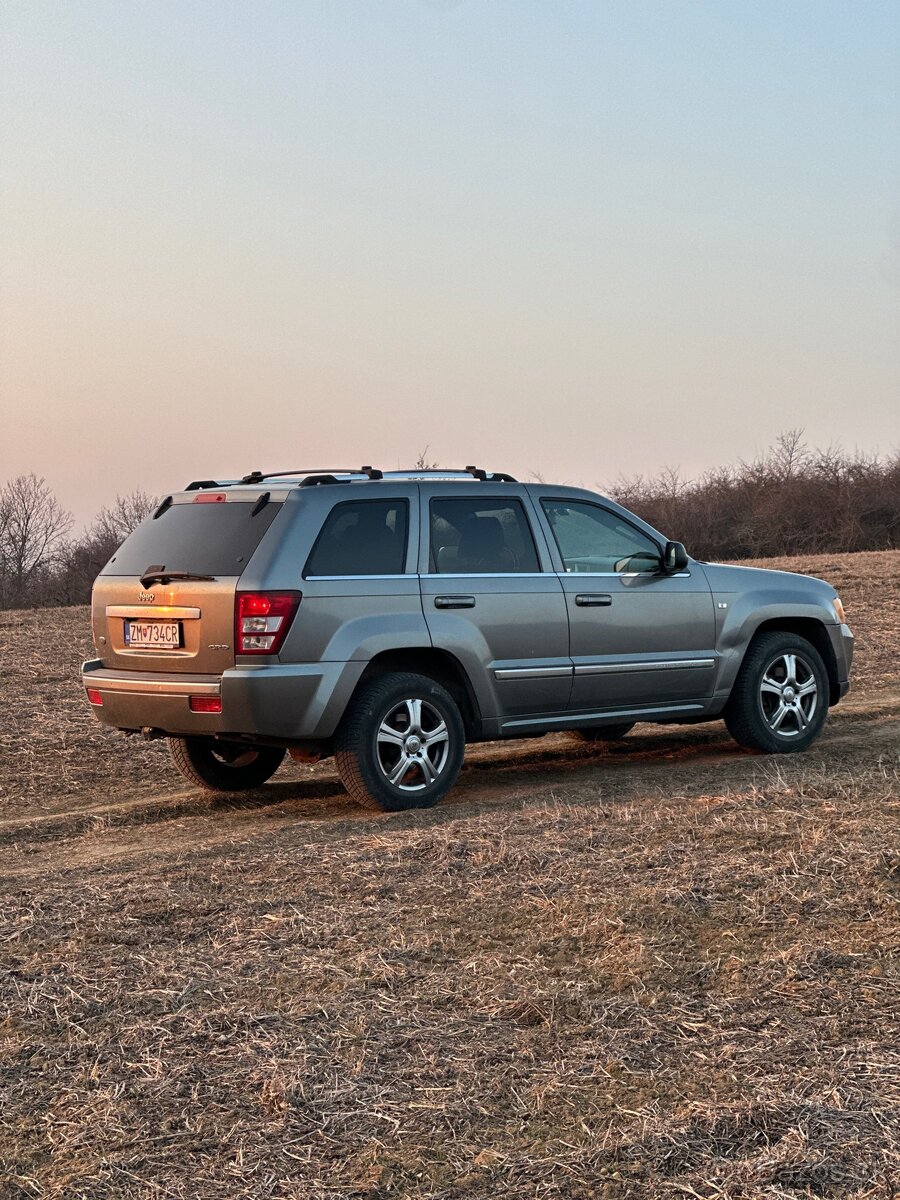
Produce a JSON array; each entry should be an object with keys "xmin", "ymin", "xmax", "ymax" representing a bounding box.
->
[
  {"xmin": 375, "ymin": 698, "xmax": 451, "ymax": 791},
  {"xmin": 758, "ymin": 652, "xmax": 818, "ymax": 738}
]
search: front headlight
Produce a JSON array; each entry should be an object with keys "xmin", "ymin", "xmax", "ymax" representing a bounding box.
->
[{"xmin": 832, "ymin": 596, "xmax": 846, "ymax": 624}]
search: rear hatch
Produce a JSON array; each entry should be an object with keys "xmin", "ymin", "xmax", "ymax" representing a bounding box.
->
[{"xmin": 92, "ymin": 491, "xmax": 284, "ymax": 675}]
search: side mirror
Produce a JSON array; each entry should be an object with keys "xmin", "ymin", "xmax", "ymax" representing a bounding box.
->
[{"xmin": 662, "ymin": 540, "xmax": 689, "ymax": 574}]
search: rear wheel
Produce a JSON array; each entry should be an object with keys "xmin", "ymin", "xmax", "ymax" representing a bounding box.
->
[
  {"xmin": 725, "ymin": 632, "xmax": 828, "ymax": 753},
  {"xmin": 169, "ymin": 737, "xmax": 286, "ymax": 791},
  {"xmin": 335, "ymin": 672, "xmax": 465, "ymax": 811},
  {"xmin": 573, "ymin": 722, "xmax": 635, "ymax": 744}
]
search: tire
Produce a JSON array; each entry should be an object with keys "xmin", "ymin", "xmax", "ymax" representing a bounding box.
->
[
  {"xmin": 573, "ymin": 722, "xmax": 635, "ymax": 744},
  {"xmin": 724, "ymin": 631, "xmax": 829, "ymax": 754},
  {"xmin": 169, "ymin": 737, "xmax": 286, "ymax": 792},
  {"xmin": 335, "ymin": 672, "xmax": 465, "ymax": 812}
]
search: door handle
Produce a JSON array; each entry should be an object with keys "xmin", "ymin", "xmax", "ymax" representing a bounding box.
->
[
  {"xmin": 434, "ymin": 595, "xmax": 476, "ymax": 609},
  {"xmin": 575, "ymin": 593, "xmax": 612, "ymax": 607}
]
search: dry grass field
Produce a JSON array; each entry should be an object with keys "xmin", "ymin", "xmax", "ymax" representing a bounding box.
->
[{"xmin": 1, "ymin": 550, "xmax": 898, "ymax": 1199}]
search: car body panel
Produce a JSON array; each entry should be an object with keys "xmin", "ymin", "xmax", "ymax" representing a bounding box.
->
[{"xmin": 700, "ymin": 562, "xmax": 852, "ymax": 701}]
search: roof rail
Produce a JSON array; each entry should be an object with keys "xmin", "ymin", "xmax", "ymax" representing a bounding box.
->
[
  {"xmin": 240, "ymin": 466, "xmax": 383, "ymax": 484},
  {"xmin": 184, "ymin": 478, "xmax": 240, "ymax": 491},
  {"xmin": 381, "ymin": 466, "xmax": 518, "ymax": 483},
  {"xmin": 185, "ymin": 465, "xmax": 516, "ymax": 490}
]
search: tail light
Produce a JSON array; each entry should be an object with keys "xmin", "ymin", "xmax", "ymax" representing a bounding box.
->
[{"xmin": 235, "ymin": 591, "xmax": 301, "ymax": 655}]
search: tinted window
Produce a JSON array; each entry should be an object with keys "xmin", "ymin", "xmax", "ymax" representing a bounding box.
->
[
  {"xmin": 102, "ymin": 500, "xmax": 283, "ymax": 576},
  {"xmin": 306, "ymin": 500, "xmax": 408, "ymax": 576},
  {"xmin": 542, "ymin": 500, "xmax": 661, "ymax": 573},
  {"xmin": 430, "ymin": 498, "xmax": 540, "ymax": 573}
]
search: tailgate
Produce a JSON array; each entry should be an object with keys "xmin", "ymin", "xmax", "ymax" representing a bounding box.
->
[
  {"xmin": 91, "ymin": 493, "xmax": 285, "ymax": 674},
  {"xmin": 92, "ymin": 577, "xmax": 239, "ymax": 674}
]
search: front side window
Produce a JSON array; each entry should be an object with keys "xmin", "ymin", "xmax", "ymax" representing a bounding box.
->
[
  {"xmin": 541, "ymin": 500, "xmax": 661, "ymax": 574},
  {"xmin": 305, "ymin": 500, "xmax": 408, "ymax": 576},
  {"xmin": 430, "ymin": 498, "xmax": 540, "ymax": 573}
]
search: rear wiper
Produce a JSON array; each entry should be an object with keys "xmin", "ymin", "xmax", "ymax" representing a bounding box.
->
[{"xmin": 140, "ymin": 565, "xmax": 216, "ymax": 588}]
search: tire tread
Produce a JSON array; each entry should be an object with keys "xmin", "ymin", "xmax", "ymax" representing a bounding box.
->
[
  {"xmin": 335, "ymin": 672, "xmax": 464, "ymax": 811},
  {"xmin": 168, "ymin": 737, "xmax": 285, "ymax": 792},
  {"xmin": 724, "ymin": 631, "xmax": 827, "ymax": 754}
]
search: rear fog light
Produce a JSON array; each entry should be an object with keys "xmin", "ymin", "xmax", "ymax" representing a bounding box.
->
[{"xmin": 190, "ymin": 696, "xmax": 223, "ymax": 713}]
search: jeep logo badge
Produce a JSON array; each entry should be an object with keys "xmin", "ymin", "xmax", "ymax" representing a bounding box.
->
[{"xmin": 139, "ymin": 590, "xmax": 155, "ymax": 602}]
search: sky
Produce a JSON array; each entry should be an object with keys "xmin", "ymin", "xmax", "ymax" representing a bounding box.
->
[{"xmin": 1, "ymin": 0, "xmax": 898, "ymax": 530}]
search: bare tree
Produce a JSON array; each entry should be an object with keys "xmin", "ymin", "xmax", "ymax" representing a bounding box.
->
[
  {"xmin": 413, "ymin": 446, "xmax": 440, "ymax": 471},
  {"xmin": 89, "ymin": 490, "xmax": 160, "ymax": 557},
  {"xmin": 49, "ymin": 490, "xmax": 161, "ymax": 606},
  {"xmin": 0, "ymin": 474, "xmax": 72, "ymax": 606}
]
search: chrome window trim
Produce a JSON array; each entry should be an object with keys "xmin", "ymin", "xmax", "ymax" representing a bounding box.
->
[
  {"xmin": 574, "ymin": 657, "xmax": 715, "ymax": 676},
  {"xmin": 304, "ymin": 574, "xmax": 412, "ymax": 581},
  {"xmin": 561, "ymin": 570, "xmax": 692, "ymax": 579},
  {"xmin": 420, "ymin": 572, "xmax": 551, "ymax": 579}
]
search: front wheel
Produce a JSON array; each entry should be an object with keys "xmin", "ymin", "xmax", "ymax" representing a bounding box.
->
[
  {"xmin": 724, "ymin": 632, "xmax": 828, "ymax": 754},
  {"xmin": 335, "ymin": 672, "xmax": 465, "ymax": 811},
  {"xmin": 169, "ymin": 737, "xmax": 286, "ymax": 792}
]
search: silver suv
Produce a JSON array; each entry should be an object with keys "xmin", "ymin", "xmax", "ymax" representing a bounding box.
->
[{"xmin": 82, "ymin": 466, "xmax": 853, "ymax": 811}]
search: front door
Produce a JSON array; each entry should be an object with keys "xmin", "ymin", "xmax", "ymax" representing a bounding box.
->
[
  {"xmin": 535, "ymin": 496, "xmax": 717, "ymax": 714},
  {"xmin": 418, "ymin": 488, "xmax": 571, "ymax": 719}
]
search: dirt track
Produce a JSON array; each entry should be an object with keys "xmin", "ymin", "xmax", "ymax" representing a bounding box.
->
[{"xmin": 2, "ymin": 683, "xmax": 899, "ymax": 875}]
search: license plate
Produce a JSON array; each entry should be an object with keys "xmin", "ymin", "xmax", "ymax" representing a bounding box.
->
[{"xmin": 125, "ymin": 620, "xmax": 181, "ymax": 649}]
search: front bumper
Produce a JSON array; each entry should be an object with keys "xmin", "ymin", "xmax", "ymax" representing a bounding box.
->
[
  {"xmin": 81, "ymin": 659, "xmax": 366, "ymax": 741},
  {"xmin": 828, "ymin": 622, "xmax": 854, "ymax": 700}
]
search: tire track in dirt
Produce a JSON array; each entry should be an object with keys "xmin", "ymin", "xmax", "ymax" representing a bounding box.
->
[{"xmin": 3, "ymin": 688, "xmax": 898, "ymax": 878}]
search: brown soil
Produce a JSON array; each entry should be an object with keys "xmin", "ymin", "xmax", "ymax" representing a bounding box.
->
[{"xmin": 1, "ymin": 550, "xmax": 898, "ymax": 1198}]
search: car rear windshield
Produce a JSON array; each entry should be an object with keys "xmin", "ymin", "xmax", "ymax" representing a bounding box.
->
[{"xmin": 101, "ymin": 500, "xmax": 284, "ymax": 577}]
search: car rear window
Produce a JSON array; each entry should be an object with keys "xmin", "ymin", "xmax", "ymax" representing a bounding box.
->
[{"xmin": 101, "ymin": 500, "xmax": 284, "ymax": 577}]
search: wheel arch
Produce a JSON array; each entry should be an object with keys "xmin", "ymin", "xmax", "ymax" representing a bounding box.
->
[
  {"xmin": 357, "ymin": 648, "xmax": 482, "ymax": 736},
  {"xmin": 744, "ymin": 618, "xmax": 841, "ymax": 705}
]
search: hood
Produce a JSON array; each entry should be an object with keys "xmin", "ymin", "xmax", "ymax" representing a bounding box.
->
[{"xmin": 700, "ymin": 560, "xmax": 840, "ymax": 605}]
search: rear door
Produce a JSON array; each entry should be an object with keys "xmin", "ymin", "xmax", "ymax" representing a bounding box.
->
[
  {"xmin": 92, "ymin": 491, "xmax": 285, "ymax": 676},
  {"xmin": 533, "ymin": 495, "xmax": 717, "ymax": 712},
  {"xmin": 418, "ymin": 486, "xmax": 571, "ymax": 719},
  {"xmin": 278, "ymin": 485, "xmax": 427, "ymax": 664}
]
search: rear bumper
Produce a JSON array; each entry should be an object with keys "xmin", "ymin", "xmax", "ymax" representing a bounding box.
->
[{"xmin": 81, "ymin": 659, "xmax": 365, "ymax": 741}]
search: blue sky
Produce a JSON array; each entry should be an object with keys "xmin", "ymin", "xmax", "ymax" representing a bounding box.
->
[{"xmin": 1, "ymin": 1, "xmax": 897, "ymax": 526}]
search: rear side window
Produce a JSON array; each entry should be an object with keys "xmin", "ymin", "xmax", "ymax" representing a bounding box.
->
[
  {"xmin": 430, "ymin": 498, "xmax": 540, "ymax": 573},
  {"xmin": 102, "ymin": 500, "xmax": 283, "ymax": 576},
  {"xmin": 305, "ymin": 500, "xmax": 408, "ymax": 576}
]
